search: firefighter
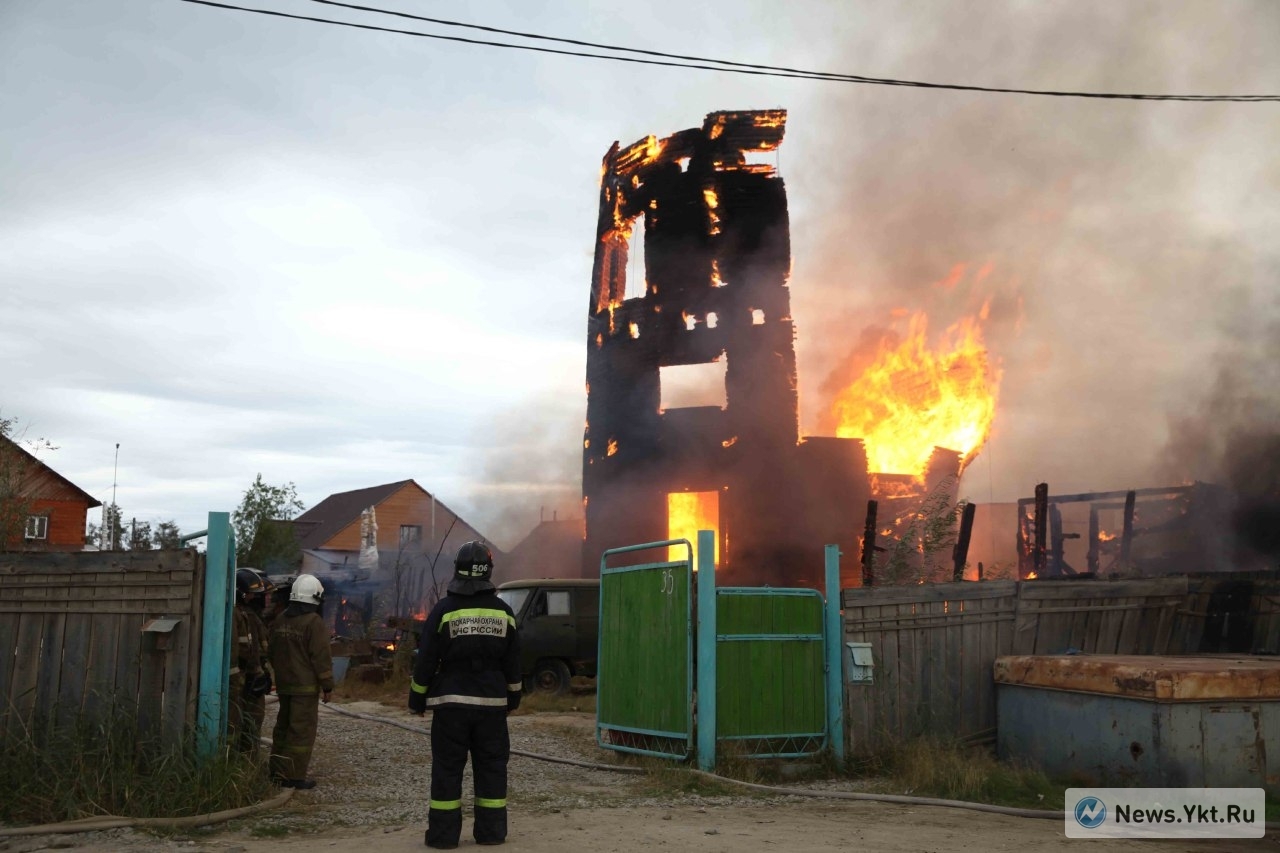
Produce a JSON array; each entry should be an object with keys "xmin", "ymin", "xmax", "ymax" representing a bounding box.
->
[
  {"xmin": 228, "ymin": 570, "xmax": 265, "ymax": 753},
  {"xmin": 268, "ymin": 573, "xmax": 334, "ymax": 789},
  {"xmin": 409, "ymin": 541, "xmax": 522, "ymax": 849},
  {"xmin": 236, "ymin": 569, "xmax": 274, "ymax": 755}
]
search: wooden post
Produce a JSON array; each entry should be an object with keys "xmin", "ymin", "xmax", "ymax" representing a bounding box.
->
[
  {"xmin": 1087, "ymin": 505, "xmax": 1100, "ymax": 574},
  {"xmin": 1120, "ymin": 490, "xmax": 1136, "ymax": 569},
  {"xmin": 1049, "ymin": 505, "xmax": 1064, "ymax": 578},
  {"xmin": 953, "ymin": 502, "xmax": 977, "ymax": 581},
  {"xmin": 1017, "ymin": 508, "xmax": 1030, "ymax": 578},
  {"xmin": 861, "ymin": 500, "xmax": 878, "ymax": 587},
  {"xmin": 1033, "ymin": 483, "xmax": 1048, "ymax": 578}
]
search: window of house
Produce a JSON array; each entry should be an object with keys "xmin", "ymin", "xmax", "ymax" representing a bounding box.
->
[
  {"xmin": 546, "ymin": 590, "xmax": 571, "ymax": 616},
  {"xmin": 25, "ymin": 515, "xmax": 48, "ymax": 540},
  {"xmin": 399, "ymin": 525, "xmax": 422, "ymax": 545}
]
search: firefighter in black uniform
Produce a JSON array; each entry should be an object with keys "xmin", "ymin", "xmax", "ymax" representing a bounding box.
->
[{"xmin": 409, "ymin": 541, "xmax": 522, "ymax": 849}]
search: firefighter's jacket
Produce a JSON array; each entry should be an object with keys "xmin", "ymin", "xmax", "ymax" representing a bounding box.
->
[
  {"xmin": 231, "ymin": 604, "xmax": 261, "ymax": 676},
  {"xmin": 234, "ymin": 604, "xmax": 263, "ymax": 679},
  {"xmin": 409, "ymin": 591, "xmax": 522, "ymax": 712},
  {"xmin": 269, "ymin": 606, "xmax": 335, "ymax": 696}
]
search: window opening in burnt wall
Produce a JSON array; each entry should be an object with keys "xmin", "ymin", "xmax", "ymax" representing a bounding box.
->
[{"xmin": 659, "ymin": 359, "xmax": 728, "ymax": 411}]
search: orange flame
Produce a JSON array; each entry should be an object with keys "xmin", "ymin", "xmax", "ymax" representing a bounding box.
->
[
  {"xmin": 829, "ymin": 307, "xmax": 999, "ymax": 478},
  {"xmin": 667, "ymin": 491, "xmax": 718, "ymax": 565},
  {"xmin": 1025, "ymin": 571, "xmax": 1039, "ymax": 580}
]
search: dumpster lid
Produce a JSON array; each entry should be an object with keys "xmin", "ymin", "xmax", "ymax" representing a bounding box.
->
[{"xmin": 994, "ymin": 654, "xmax": 1280, "ymax": 701}]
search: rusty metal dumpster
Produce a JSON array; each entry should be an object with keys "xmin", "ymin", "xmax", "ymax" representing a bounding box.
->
[{"xmin": 995, "ymin": 655, "xmax": 1280, "ymax": 795}]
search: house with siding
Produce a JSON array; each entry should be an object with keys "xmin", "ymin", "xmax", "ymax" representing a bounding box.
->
[
  {"xmin": 0, "ymin": 436, "xmax": 101, "ymax": 551},
  {"xmin": 265, "ymin": 480, "xmax": 497, "ymax": 619}
]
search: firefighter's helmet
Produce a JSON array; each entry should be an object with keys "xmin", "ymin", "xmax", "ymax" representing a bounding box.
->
[
  {"xmin": 289, "ymin": 573, "xmax": 325, "ymax": 606},
  {"xmin": 449, "ymin": 541, "xmax": 495, "ymax": 595},
  {"xmin": 235, "ymin": 568, "xmax": 266, "ymax": 604}
]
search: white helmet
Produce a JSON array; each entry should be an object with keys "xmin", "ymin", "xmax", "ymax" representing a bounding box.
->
[{"xmin": 289, "ymin": 574, "xmax": 324, "ymax": 605}]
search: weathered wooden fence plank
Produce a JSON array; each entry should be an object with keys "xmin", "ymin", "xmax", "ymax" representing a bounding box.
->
[
  {"xmin": 841, "ymin": 575, "xmax": 1236, "ymax": 756},
  {"xmin": 1, "ymin": 550, "xmax": 204, "ymax": 749}
]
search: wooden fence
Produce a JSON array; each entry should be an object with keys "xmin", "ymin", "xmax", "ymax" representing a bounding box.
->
[
  {"xmin": 842, "ymin": 573, "xmax": 1280, "ymax": 756},
  {"xmin": 0, "ymin": 549, "xmax": 205, "ymax": 748}
]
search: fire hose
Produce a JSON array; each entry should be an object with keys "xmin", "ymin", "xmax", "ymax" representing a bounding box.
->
[
  {"xmin": 0, "ymin": 788, "xmax": 294, "ymax": 838},
  {"xmin": 318, "ymin": 702, "xmax": 1070, "ymax": 822}
]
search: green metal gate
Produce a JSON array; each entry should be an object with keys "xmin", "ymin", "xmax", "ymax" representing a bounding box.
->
[
  {"xmin": 595, "ymin": 540, "xmax": 693, "ymax": 760},
  {"xmin": 597, "ymin": 531, "xmax": 845, "ymax": 770},
  {"xmin": 715, "ymin": 587, "xmax": 827, "ymax": 758}
]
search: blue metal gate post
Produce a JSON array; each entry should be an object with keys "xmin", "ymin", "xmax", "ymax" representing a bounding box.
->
[
  {"xmin": 196, "ymin": 511, "xmax": 235, "ymax": 758},
  {"xmin": 695, "ymin": 529, "xmax": 717, "ymax": 772},
  {"xmin": 824, "ymin": 544, "xmax": 846, "ymax": 766}
]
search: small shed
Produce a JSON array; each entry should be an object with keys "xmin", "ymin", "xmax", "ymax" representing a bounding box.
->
[{"xmin": 995, "ymin": 654, "xmax": 1280, "ymax": 795}]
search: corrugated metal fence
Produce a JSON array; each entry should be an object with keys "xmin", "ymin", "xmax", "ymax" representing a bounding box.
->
[
  {"xmin": 843, "ymin": 574, "xmax": 1280, "ymax": 756},
  {"xmin": 0, "ymin": 549, "xmax": 205, "ymax": 748}
]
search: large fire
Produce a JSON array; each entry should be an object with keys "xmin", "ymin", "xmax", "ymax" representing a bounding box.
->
[
  {"xmin": 829, "ymin": 305, "xmax": 999, "ymax": 478},
  {"xmin": 667, "ymin": 490, "xmax": 719, "ymax": 566}
]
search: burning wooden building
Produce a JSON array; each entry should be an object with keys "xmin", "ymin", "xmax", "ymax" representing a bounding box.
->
[{"xmin": 581, "ymin": 110, "xmax": 987, "ymax": 588}]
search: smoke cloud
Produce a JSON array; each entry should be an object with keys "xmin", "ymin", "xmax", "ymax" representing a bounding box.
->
[{"xmin": 788, "ymin": 2, "xmax": 1280, "ymax": 505}]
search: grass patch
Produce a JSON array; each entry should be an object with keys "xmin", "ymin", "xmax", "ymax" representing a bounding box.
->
[
  {"xmin": 512, "ymin": 690, "xmax": 596, "ymax": 716},
  {"xmin": 857, "ymin": 736, "xmax": 1062, "ymax": 809},
  {"xmin": 249, "ymin": 824, "xmax": 291, "ymax": 838},
  {"xmin": 0, "ymin": 700, "xmax": 273, "ymax": 826}
]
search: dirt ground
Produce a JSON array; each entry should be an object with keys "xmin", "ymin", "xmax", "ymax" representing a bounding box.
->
[
  {"xmin": 11, "ymin": 706, "xmax": 1278, "ymax": 853},
  {"xmin": 218, "ymin": 802, "xmax": 1279, "ymax": 853}
]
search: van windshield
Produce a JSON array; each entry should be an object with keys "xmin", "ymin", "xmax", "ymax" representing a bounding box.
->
[{"xmin": 497, "ymin": 588, "xmax": 530, "ymax": 616}]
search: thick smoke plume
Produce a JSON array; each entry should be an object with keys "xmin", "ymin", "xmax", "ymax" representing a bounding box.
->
[
  {"xmin": 789, "ymin": 2, "xmax": 1280, "ymax": 505},
  {"xmin": 1162, "ymin": 286, "xmax": 1280, "ymax": 564}
]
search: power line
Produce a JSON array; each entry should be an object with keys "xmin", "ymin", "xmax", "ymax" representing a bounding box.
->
[
  {"xmin": 306, "ymin": 0, "xmax": 1279, "ymax": 102},
  {"xmin": 176, "ymin": 0, "xmax": 1279, "ymax": 102}
]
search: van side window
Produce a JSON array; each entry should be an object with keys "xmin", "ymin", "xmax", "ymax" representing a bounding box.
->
[
  {"xmin": 529, "ymin": 592, "xmax": 547, "ymax": 617},
  {"xmin": 546, "ymin": 591, "xmax": 571, "ymax": 616}
]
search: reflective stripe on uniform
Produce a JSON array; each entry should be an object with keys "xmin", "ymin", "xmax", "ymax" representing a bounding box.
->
[
  {"xmin": 229, "ymin": 666, "xmax": 241, "ymax": 676},
  {"xmin": 425, "ymin": 694, "xmax": 508, "ymax": 707},
  {"xmin": 475, "ymin": 797, "xmax": 506, "ymax": 809},
  {"xmin": 430, "ymin": 799, "xmax": 462, "ymax": 811},
  {"xmin": 507, "ymin": 683, "xmax": 522, "ymax": 692},
  {"xmin": 438, "ymin": 608, "xmax": 515, "ymax": 632},
  {"xmin": 277, "ymin": 683, "xmax": 318, "ymax": 694},
  {"xmin": 410, "ymin": 678, "xmax": 428, "ymax": 695}
]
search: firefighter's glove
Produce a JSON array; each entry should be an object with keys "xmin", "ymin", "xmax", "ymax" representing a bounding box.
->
[
  {"xmin": 245, "ymin": 672, "xmax": 273, "ymax": 698},
  {"xmin": 507, "ymin": 691, "xmax": 521, "ymax": 714},
  {"xmin": 408, "ymin": 690, "xmax": 427, "ymax": 716}
]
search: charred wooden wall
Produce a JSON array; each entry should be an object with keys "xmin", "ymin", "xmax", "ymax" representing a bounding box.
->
[{"xmin": 582, "ymin": 110, "xmax": 869, "ymax": 588}]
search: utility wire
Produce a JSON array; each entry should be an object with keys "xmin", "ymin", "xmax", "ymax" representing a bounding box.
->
[
  {"xmin": 307, "ymin": 0, "xmax": 1278, "ymax": 102},
  {"xmin": 176, "ymin": 0, "xmax": 1279, "ymax": 102}
]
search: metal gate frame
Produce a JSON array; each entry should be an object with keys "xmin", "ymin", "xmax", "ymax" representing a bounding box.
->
[
  {"xmin": 595, "ymin": 539, "xmax": 694, "ymax": 760},
  {"xmin": 695, "ymin": 533, "xmax": 845, "ymax": 768},
  {"xmin": 713, "ymin": 585, "xmax": 828, "ymax": 759}
]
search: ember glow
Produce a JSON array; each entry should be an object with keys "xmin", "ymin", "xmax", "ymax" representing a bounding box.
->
[
  {"xmin": 829, "ymin": 306, "xmax": 999, "ymax": 478},
  {"xmin": 667, "ymin": 490, "xmax": 719, "ymax": 565}
]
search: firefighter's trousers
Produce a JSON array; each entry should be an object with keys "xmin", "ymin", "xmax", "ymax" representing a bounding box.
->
[
  {"xmin": 270, "ymin": 693, "xmax": 319, "ymax": 782},
  {"xmin": 427, "ymin": 706, "xmax": 509, "ymax": 848}
]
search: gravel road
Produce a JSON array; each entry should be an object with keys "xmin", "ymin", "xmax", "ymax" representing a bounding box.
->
[{"xmin": 4, "ymin": 699, "xmax": 1275, "ymax": 853}]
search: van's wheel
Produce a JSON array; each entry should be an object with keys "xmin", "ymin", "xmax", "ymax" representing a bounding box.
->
[{"xmin": 531, "ymin": 659, "xmax": 571, "ymax": 696}]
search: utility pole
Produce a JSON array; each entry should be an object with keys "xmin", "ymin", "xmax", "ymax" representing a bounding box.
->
[{"xmin": 110, "ymin": 442, "xmax": 119, "ymax": 551}]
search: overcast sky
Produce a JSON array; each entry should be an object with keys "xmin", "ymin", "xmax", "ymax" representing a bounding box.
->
[{"xmin": 3, "ymin": 0, "xmax": 1277, "ymax": 550}]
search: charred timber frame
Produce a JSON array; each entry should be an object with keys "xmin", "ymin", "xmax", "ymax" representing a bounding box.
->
[{"xmin": 581, "ymin": 110, "xmax": 869, "ymax": 588}]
